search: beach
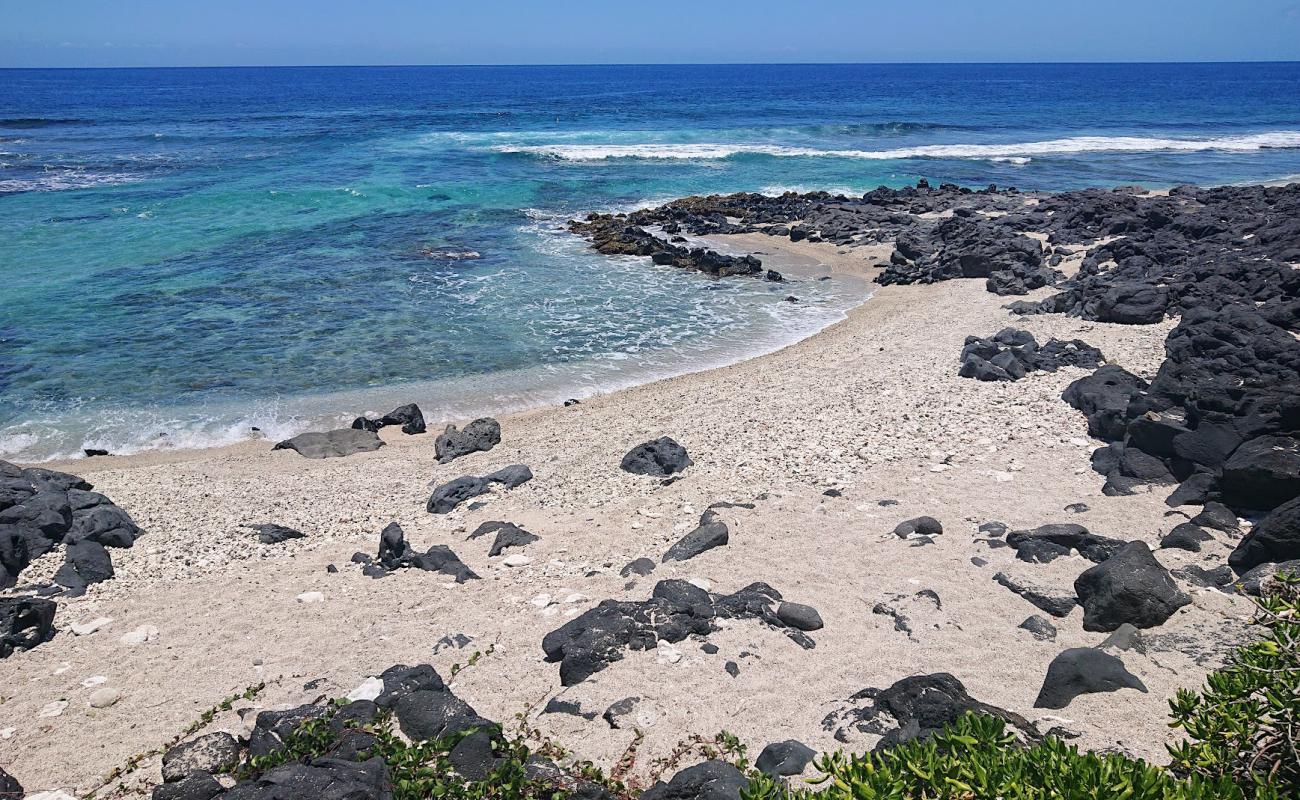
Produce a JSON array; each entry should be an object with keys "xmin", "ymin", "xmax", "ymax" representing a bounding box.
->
[{"xmin": 0, "ymin": 224, "xmax": 1257, "ymax": 793}]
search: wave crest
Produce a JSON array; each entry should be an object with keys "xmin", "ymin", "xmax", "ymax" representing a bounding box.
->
[{"xmin": 492, "ymin": 131, "xmax": 1300, "ymax": 162}]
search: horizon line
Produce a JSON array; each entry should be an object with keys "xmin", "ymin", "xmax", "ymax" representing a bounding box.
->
[{"xmin": 3, "ymin": 59, "xmax": 1300, "ymax": 70}]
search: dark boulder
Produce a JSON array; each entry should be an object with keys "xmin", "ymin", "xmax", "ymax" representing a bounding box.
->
[
  {"xmin": 1018, "ymin": 615, "xmax": 1057, "ymax": 640},
  {"xmin": 1061, "ymin": 366, "xmax": 1148, "ymax": 441},
  {"xmin": 1219, "ymin": 435, "xmax": 1300, "ymax": 512},
  {"xmin": 435, "ymin": 418, "xmax": 501, "ymax": 464},
  {"xmin": 663, "ymin": 510, "xmax": 728, "ymax": 562},
  {"xmin": 776, "ymin": 601, "xmax": 824, "ymax": 632},
  {"xmin": 393, "ymin": 689, "xmax": 493, "ymax": 742},
  {"xmin": 1074, "ymin": 542, "xmax": 1191, "ymax": 631},
  {"xmin": 0, "ymin": 596, "xmax": 56, "ymax": 657},
  {"xmin": 1033, "ymin": 648, "xmax": 1147, "ymax": 709},
  {"xmin": 246, "ymin": 524, "xmax": 305, "ymax": 545},
  {"xmin": 162, "ymin": 732, "xmax": 242, "ymax": 782},
  {"xmin": 352, "ymin": 403, "xmax": 427, "ymax": 436},
  {"xmin": 893, "ymin": 516, "xmax": 943, "ymax": 537},
  {"xmin": 754, "ymin": 740, "xmax": 816, "ymax": 778},
  {"xmin": 153, "ymin": 772, "xmax": 223, "ymax": 800},
  {"xmin": 822, "ymin": 673, "xmax": 1040, "ymax": 749},
  {"xmin": 223, "ymin": 757, "xmax": 392, "ymax": 800},
  {"xmin": 1006, "ymin": 524, "xmax": 1126, "ymax": 563},
  {"xmin": 53, "ymin": 538, "xmax": 115, "ymax": 596},
  {"xmin": 1095, "ymin": 284, "xmax": 1169, "ymax": 324},
  {"xmin": 427, "ymin": 466, "xmax": 532, "ymax": 514},
  {"xmin": 621, "ymin": 437, "xmax": 693, "ymax": 477},
  {"xmin": 641, "ymin": 761, "xmax": 748, "ymax": 800},
  {"xmin": 1229, "ymin": 495, "xmax": 1300, "ymax": 573},
  {"xmin": 1159, "ymin": 523, "xmax": 1214, "ymax": 553}
]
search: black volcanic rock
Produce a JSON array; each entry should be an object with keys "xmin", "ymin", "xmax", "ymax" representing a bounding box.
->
[
  {"xmin": 1074, "ymin": 542, "xmax": 1190, "ymax": 631},
  {"xmin": 435, "ymin": 418, "xmax": 501, "ymax": 464},
  {"xmin": 1034, "ymin": 648, "xmax": 1147, "ymax": 709},
  {"xmin": 621, "ymin": 437, "xmax": 693, "ymax": 476},
  {"xmin": 822, "ymin": 673, "xmax": 1040, "ymax": 749}
]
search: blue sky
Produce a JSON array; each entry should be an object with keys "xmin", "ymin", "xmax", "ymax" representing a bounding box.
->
[{"xmin": 3, "ymin": 0, "xmax": 1300, "ymax": 67}]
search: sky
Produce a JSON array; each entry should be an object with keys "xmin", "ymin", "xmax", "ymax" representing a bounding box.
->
[{"xmin": 2, "ymin": 1, "xmax": 1300, "ymax": 68}]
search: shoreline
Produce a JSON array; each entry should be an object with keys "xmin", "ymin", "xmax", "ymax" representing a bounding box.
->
[
  {"xmin": 4, "ymin": 180, "xmax": 1296, "ymax": 795},
  {"xmin": 1, "ymin": 229, "xmax": 1226, "ymax": 790},
  {"xmin": 19, "ymin": 237, "xmax": 881, "ymax": 472}
]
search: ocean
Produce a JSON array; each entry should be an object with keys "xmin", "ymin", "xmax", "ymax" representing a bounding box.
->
[{"xmin": 2, "ymin": 62, "xmax": 1299, "ymax": 461}]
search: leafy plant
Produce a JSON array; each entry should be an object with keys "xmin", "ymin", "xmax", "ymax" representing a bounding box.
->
[{"xmin": 1168, "ymin": 571, "xmax": 1299, "ymax": 792}]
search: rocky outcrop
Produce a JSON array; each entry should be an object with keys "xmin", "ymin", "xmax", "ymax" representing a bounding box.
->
[
  {"xmin": 1005, "ymin": 524, "xmax": 1126, "ymax": 564},
  {"xmin": 0, "ymin": 459, "xmax": 140, "ymax": 594},
  {"xmin": 1229, "ymin": 495, "xmax": 1300, "ymax": 573},
  {"xmin": 959, "ymin": 329, "xmax": 1104, "ymax": 382}
]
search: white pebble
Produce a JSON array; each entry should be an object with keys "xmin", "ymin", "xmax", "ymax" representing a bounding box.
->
[
  {"xmin": 81, "ymin": 675, "xmax": 107, "ymax": 689},
  {"xmin": 71, "ymin": 617, "xmax": 112, "ymax": 636},
  {"xmin": 38, "ymin": 700, "xmax": 68, "ymax": 718},
  {"xmin": 503, "ymin": 554, "xmax": 532, "ymax": 567},
  {"xmin": 562, "ymin": 593, "xmax": 588, "ymax": 604},
  {"xmin": 530, "ymin": 593, "xmax": 553, "ymax": 608},
  {"xmin": 0, "ymin": 727, "xmax": 15, "ymax": 739},
  {"xmin": 346, "ymin": 676, "xmax": 383, "ymax": 702},
  {"xmin": 296, "ymin": 591, "xmax": 325, "ymax": 604},
  {"xmin": 656, "ymin": 642, "xmax": 683, "ymax": 665},
  {"xmin": 120, "ymin": 625, "xmax": 160, "ymax": 645},
  {"xmin": 89, "ymin": 688, "xmax": 121, "ymax": 708},
  {"xmin": 686, "ymin": 577, "xmax": 712, "ymax": 591}
]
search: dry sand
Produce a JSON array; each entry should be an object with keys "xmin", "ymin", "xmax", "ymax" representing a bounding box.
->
[{"xmin": 0, "ymin": 234, "xmax": 1251, "ymax": 794}]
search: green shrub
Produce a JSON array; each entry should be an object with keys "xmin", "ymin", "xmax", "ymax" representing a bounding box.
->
[{"xmin": 1168, "ymin": 572, "xmax": 1299, "ymax": 791}]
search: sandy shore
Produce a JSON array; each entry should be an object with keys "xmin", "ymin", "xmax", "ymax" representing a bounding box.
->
[{"xmin": 0, "ymin": 234, "xmax": 1250, "ymax": 794}]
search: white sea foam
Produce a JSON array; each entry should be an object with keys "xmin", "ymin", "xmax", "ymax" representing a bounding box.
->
[
  {"xmin": 492, "ymin": 131, "xmax": 1300, "ymax": 162},
  {"xmin": 0, "ymin": 172, "xmax": 140, "ymax": 193}
]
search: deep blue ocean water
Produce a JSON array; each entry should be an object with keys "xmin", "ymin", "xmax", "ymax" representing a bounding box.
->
[{"xmin": 2, "ymin": 63, "xmax": 1300, "ymax": 460}]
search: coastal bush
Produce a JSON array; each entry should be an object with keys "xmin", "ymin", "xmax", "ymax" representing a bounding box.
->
[
  {"xmin": 1167, "ymin": 572, "xmax": 1299, "ymax": 791},
  {"xmin": 742, "ymin": 574, "xmax": 1299, "ymax": 800}
]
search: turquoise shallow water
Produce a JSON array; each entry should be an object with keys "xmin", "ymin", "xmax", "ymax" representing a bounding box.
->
[{"xmin": 2, "ymin": 63, "xmax": 1300, "ymax": 460}]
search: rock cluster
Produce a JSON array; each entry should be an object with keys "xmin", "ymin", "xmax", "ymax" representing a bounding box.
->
[
  {"xmin": 541, "ymin": 580, "xmax": 820, "ymax": 685},
  {"xmin": 1, "ymin": 459, "xmax": 141, "ymax": 596},
  {"xmin": 351, "ymin": 523, "xmax": 478, "ymax": 583},
  {"xmin": 959, "ymin": 328, "xmax": 1104, "ymax": 382},
  {"xmin": 351, "ymin": 402, "xmax": 427, "ymax": 435}
]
